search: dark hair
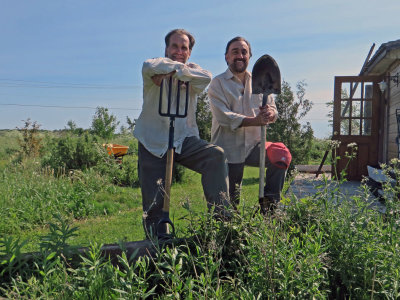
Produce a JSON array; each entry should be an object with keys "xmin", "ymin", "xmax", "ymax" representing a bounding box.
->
[
  {"xmin": 165, "ymin": 29, "xmax": 195, "ymax": 50},
  {"xmin": 225, "ymin": 36, "xmax": 252, "ymax": 57}
]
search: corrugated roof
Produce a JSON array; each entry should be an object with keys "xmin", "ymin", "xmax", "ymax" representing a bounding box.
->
[{"xmin": 362, "ymin": 39, "xmax": 400, "ymax": 75}]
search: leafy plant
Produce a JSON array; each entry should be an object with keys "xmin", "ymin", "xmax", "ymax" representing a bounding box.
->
[
  {"xmin": 90, "ymin": 107, "xmax": 119, "ymax": 141},
  {"xmin": 16, "ymin": 119, "xmax": 42, "ymax": 158},
  {"xmin": 268, "ymin": 80, "xmax": 314, "ymax": 167}
]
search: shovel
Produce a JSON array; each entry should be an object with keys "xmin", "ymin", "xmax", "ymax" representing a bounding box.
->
[
  {"xmin": 157, "ymin": 76, "xmax": 189, "ymax": 238},
  {"xmin": 251, "ymin": 55, "xmax": 281, "ymax": 212}
]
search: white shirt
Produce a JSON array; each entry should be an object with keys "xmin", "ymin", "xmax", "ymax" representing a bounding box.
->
[
  {"xmin": 133, "ymin": 57, "xmax": 212, "ymax": 157},
  {"xmin": 208, "ymin": 68, "xmax": 277, "ymax": 164}
]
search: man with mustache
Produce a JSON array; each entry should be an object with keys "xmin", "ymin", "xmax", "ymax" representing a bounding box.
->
[
  {"xmin": 208, "ymin": 36, "xmax": 288, "ymax": 213},
  {"xmin": 134, "ymin": 29, "xmax": 230, "ymax": 237}
]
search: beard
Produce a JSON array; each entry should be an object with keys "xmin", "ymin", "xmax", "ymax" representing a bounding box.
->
[{"xmin": 229, "ymin": 58, "xmax": 248, "ymax": 73}]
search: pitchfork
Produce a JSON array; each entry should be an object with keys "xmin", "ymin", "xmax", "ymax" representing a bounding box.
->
[{"xmin": 157, "ymin": 76, "xmax": 189, "ymax": 238}]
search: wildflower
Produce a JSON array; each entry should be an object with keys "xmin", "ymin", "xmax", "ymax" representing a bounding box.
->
[
  {"xmin": 329, "ymin": 140, "xmax": 341, "ymax": 149},
  {"xmin": 347, "ymin": 142, "xmax": 357, "ymax": 148}
]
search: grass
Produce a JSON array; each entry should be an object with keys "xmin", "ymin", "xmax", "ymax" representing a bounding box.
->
[
  {"xmin": 2, "ymin": 130, "xmax": 400, "ymax": 298},
  {"xmin": 2, "ymin": 162, "xmax": 262, "ymax": 252}
]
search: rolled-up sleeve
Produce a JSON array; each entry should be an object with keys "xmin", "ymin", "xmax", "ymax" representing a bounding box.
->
[
  {"xmin": 142, "ymin": 58, "xmax": 211, "ymax": 92},
  {"xmin": 175, "ymin": 63, "xmax": 212, "ymax": 93},
  {"xmin": 208, "ymin": 77, "xmax": 245, "ymax": 131}
]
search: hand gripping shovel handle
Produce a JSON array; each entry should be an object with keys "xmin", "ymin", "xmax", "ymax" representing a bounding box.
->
[{"xmin": 157, "ymin": 76, "xmax": 189, "ymax": 238}]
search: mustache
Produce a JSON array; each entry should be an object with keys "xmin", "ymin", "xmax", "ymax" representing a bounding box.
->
[{"xmin": 234, "ymin": 58, "xmax": 246, "ymax": 63}]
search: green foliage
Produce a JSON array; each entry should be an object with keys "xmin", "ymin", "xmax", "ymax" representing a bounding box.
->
[
  {"xmin": 196, "ymin": 91, "xmax": 212, "ymax": 141},
  {"xmin": 309, "ymin": 138, "xmax": 332, "ymax": 165},
  {"xmin": 39, "ymin": 214, "xmax": 79, "ymax": 257},
  {"xmin": 65, "ymin": 120, "xmax": 86, "ymax": 135},
  {"xmin": 16, "ymin": 119, "xmax": 42, "ymax": 158},
  {"xmin": 90, "ymin": 107, "xmax": 119, "ymax": 140},
  {"xmin": 0, "ymin": 158, "xmax": 139, "ymax": 234},
  {"xmin": 126, "ymin": 115, "xmax": 136, "ymax": 132},
  {"xmin": 41, "ymin": 132, "xmax": 105, "ymax": 171},
  {"xmin": 268, "ymin": 80, "xmax": 314, "ymax": 166},
  {"xmin": 3, "ymin": 179, "xmax": 399, "ymax": 298},
  {"xmin": 2, "ymin": 129, "xmax": 400, "ymax": 298},
  {"xmin": 0, "ymin": 236, "xmax": 29, "ymax": 283}
]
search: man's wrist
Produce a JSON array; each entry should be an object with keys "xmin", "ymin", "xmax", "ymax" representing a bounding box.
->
[{"xmin": 240, "ymin": 116, "xmax": 259, "ymax": 127}]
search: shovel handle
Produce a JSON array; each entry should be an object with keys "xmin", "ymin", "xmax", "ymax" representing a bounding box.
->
[
  {"xmin": 259, "ymin": 93, "xmax": 269, "ymax": 199},
  {"xmin": 259, "ymin": 125, "xmax": 266, "ymax": 199}
]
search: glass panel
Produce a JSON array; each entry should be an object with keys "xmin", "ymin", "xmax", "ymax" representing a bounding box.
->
[
  {"xmin": 341, "ymin": 83, "xmax": 350, "ymax": 99},
  {"xmin": 363, "ymin": 100, "xmax": 372, "ymax": 118},
  {"xmin": 364, "ymin": 83, "xmax": 373, "ymax": 99},
  {"xmin": 350, "ymin": 82, "xmax": 362, "ymax": 99},
  {"xmin": 341, "ymin": 100, "xmax": 350, "ymax": 117},
  {"xmin": 352, "ymin": 101, "xmax": 361, "ymax": 117},
  {"xmin": 362, "ymin": 119, "xmax": 372, "ymax": 136},
  {"xmin": 351, "ymin": 119, "xmax": 361, "ymax": 135},
  {"xmin": 340, "ymin": 119, "xmax": 350, "ymax": 135}
]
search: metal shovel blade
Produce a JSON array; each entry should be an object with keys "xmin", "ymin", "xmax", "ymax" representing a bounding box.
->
[
  {"xmin": 251, "ymin": 54, "xmax": 281, "ymax": 205},
  {"xmin": 252, "ymin": 54, "xmax": 281, "ymax": 96}
]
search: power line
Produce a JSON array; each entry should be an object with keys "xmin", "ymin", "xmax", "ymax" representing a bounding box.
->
[
  {"xmin": 0, "ymin": 103, "xmax": 329, "ymax": 121},
  {"xmin": 0, "ymin": 79, "xmax": 141, "ymax": 89},
  {"xmin": 0, "ymin": 103, "xmax": 141, "ymax": 110}
]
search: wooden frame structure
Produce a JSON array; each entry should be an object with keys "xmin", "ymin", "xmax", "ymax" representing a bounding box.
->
[{"xmin": 332, "ymin": 75, "xmax": 382, "ymax": 180}]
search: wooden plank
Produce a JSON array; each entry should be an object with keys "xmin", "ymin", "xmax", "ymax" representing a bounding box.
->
[
  {"xmin": 295, "ymin": 164, "xmax": 331, "ymax": 173},
  {"xmin": 0, "ymin": 238, "xmax": 184, "ymax": 270}
]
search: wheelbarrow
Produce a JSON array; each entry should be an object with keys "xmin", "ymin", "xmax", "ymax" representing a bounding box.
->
[{"xmin": 103, "ymin": 143, "xmax": 130, "ymax": 163}]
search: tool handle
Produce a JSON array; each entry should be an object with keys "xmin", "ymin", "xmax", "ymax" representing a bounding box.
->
[
  {"xmin": 259, "ymin": 125, "xmax": 266, "ymax": 199},
  {"xmin": 261, "ymin": 93, "xmax": 268, "ymax": 107},
  {"xmin": 259, "ymin": 93, "xmax": 270, "ymax": 199},
  {"xmin": 163, "ymin": 148, "xmax": 174, "ymax": 213},
  {"xmin": 161, "ymin": 148, "xmax": 174, "ymax": 234}
]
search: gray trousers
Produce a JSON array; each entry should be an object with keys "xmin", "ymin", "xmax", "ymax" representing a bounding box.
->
[
  {"xmin": 138, "ymin": 136, "xmax": 230, "ymax": 237},
  {"xmin": 228, "ymin": 143, "xmax": 287, "ymax": 206}
]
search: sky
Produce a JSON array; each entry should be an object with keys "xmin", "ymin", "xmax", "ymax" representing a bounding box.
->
[{"xmin": 1, "ymin": 0, "xmax": 399, "ymax": 138}]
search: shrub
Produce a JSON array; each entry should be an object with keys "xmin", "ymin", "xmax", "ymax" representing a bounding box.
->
[
  {"xmin": 41, "ymin": 132, "xmax": 105, "ymax": 171},
  {"xmin": 16, "ymin": 119, "xmax": 42, "ymax": 158}
]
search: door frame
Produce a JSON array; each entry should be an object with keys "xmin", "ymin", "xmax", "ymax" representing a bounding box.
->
[{"xmin": 332, "ymin": 75, "xmax": 383, "ymax": 180}]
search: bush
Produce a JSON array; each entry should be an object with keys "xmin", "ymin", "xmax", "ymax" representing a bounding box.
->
[
  {"xmin": 41, "ymin": 132, "xmax": 105, "ymax": 171},
  {"xmin": 16, "ymin": 119, "xmax": 42, "ymax": 159}
]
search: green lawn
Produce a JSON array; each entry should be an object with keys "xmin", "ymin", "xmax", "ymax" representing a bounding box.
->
[{"xmin": 10, "ymin": 166, "xmax": 264, "ymax": 252}]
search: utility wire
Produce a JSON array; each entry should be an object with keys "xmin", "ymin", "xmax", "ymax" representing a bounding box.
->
[
  {"xmin": 0, "ymin": 78, "xmax": 141, "ymax": 89},
  {"xmin": 0, "ymin": 103, "xmax": 141, "ymax": 110},
  {"xmin": 0, "ymin": 103, "xmax": 327, "ymax": 120}
]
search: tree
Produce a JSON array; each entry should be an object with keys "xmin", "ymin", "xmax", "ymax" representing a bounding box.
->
[
  {"xmin": 66, "ymin": 120, "xmax": 77, "ymax": 131},
  {"xmin": 196, "ymin": 91, "xmax": 212, "ymax": 141},
  {"xmin": 90, "ymin": 107, "xmax": 119, "ymax": 140},
  {"xmin": 267, "ymin": 80, "xmax": 314, "ymax": 166}
]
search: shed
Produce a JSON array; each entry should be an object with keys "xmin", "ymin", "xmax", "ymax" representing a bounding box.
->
[
  {"xmin": 362, "ymin": 40, "xmax": 400, "ymax": 162},
  {"xmin": 332, "ymin": 39, "xmax": 400, "ymax": 180}
]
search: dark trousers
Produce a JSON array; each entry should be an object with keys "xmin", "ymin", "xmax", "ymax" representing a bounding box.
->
[
  {"xmin": 228, "ymin": 143, "xmax": 287, "ymax": 206},
  {"xmin": 138, "ymin": 136, "xmax": 230, "ymax": 237}
]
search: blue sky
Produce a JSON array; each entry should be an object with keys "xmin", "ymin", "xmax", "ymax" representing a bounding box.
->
[{"xmin": 1, "ymin": 0, "xmax": 399, "ymax": 138}]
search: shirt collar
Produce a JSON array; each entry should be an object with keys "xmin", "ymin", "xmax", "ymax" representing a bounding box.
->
[{"xmin": 223, "ymin": 68, "xmax": 252, "ymax": 81}]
